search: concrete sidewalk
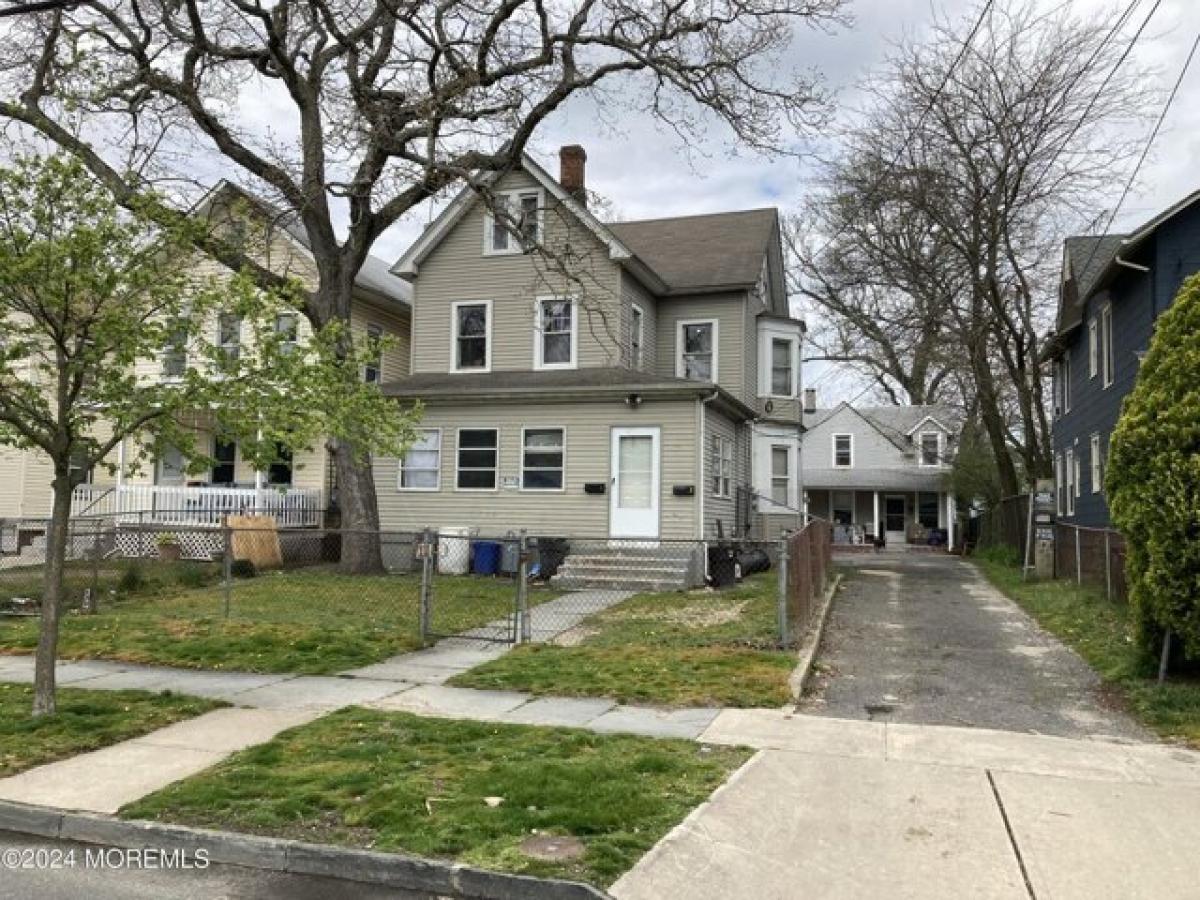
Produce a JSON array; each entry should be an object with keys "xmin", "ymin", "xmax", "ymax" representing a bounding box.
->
[{"xmin": 613, "ymin": 710, "xmax": 1200, "ymax": 900}]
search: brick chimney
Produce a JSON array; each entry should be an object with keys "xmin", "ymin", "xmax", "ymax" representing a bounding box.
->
[{"xmin": 559, "ymin": 145, "xmax": 587, "ymax": 206}]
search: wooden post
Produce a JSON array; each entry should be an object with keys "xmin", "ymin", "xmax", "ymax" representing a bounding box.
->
[{"xmin": 777, "ymin": 535, "xmax": 790, "ymax": 647}]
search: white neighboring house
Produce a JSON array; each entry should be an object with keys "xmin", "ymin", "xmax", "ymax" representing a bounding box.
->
[{"xmin": 801, "ymin": 400, "xmax": 959, "ymax": 548}]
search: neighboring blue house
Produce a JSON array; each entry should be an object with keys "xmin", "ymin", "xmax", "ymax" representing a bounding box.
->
[{"xmin": 1044, "ymin": 188, "xmax": 1200, "ymax": 527}]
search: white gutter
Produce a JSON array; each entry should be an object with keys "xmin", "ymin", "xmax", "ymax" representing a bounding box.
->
[
  {"xmin": 697, "ymin": 391, "xmax": 720, "ymax": 583},
  {"xmin": 1115, "ymin": 253, "xmax": 1150, "ymax": 273}
]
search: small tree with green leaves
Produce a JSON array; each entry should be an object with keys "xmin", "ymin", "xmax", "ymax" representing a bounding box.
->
[
  {"xmin": 1107, "ymin": 273, "xmax": 1200, "ymax": 661},
  {"xmin": 0, "ymin": 155, "xmax": 418, "ymax": 716}
]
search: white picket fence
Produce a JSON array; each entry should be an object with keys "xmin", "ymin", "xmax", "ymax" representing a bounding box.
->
[{"xmin": 70, "ymin": 483, "xmax": 323, "ymax": 528}]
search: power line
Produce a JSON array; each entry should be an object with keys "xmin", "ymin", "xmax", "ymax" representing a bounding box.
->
[
  {"xmin": 1077, "ymin": 26, "xmax": 1200, "ymax": 279},
  {"xmin": 0, "ymin": 0, "xmax": 77, "ymax": 15},
  {"xmin": 810, "ymin": 0, "xmax": 998, "ymax": 259}
]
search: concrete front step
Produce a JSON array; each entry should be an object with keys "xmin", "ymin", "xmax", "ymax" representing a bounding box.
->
[
  {"xmin": 556, "ymin": 562, "xmax": 690, "ymax": 578},
  {"xmin": 563, "ymin": 553, "xmax": 695, "ymax": 567},
  {"xmin": 551, "ymin": 575, "xmax": 690, "ymax": 592}
]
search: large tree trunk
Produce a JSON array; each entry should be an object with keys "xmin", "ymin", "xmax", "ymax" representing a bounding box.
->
[
  {"xmin": 332, "ymin": 436, "xmax": 384, "ymax": 574},
  {"xmin": 32, "ymin": 475, "xmax": 73, "ymax": 717}
]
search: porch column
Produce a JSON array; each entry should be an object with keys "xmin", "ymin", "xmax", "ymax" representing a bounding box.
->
[
  {"xmin": 873, "ymin": 491, "xmax": 879, "ymax": 538},
  {"xmin": 947, "ymin": 492, "xmax": 956, "ymax": 549},
  {"xmin": 115, "ymin": 438, "xmax": 126, "ymax": 489}
]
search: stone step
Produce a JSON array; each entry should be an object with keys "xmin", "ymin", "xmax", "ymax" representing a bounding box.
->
[
  {"xmin": 551, "ymin": 575, "xmax": 689, "ymax": 592},
  {"xmin": 561, "ymin": 553, "xmax": 695, "ymax": 568}
]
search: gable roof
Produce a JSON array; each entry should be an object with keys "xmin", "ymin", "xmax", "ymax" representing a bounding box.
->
[
  {"xmin": 806, "ymin": 403, "xmax": 959, "ymax": 452},
  {"xmin": 390, "ymin": 154, "xmax": 778, "ymax": 297},
  {"xmin": 607, "ymin": 209, "xmax": 777, "ymax": 293},
  {"xmin": 201, "ymin": 181, "xmax": 411, "ymax": 308}
]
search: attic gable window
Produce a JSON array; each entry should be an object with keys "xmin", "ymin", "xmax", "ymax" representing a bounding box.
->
[
  {"xmin": 919, "ymin": 432, "xmax": 941, "ymax": 467},
  {"xmin": 485, "ymin": 189, "xmax": 542, "ymax": 255},
  {"xmin": 833, "ymin": 433, "xmax": 853, "ymax": 468}
]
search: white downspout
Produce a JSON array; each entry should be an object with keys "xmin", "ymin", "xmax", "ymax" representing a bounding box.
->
[{"xmin": 698, "ymin": 391, "xmax": 719, "ymax": 583}]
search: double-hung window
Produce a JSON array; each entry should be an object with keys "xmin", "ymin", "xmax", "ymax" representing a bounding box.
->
[
  {"xmin": 268, "ymin": 442, "xmax": 293, "ymax": 487},
  {"xmin": 1061, "ymin": 354, "xmax": 1072, "ymax": 413},
  {"xmin": 162, "ymin": 323, "xmax": 187, "ymax": 379},
  {"xmin": 630, "ymin": 304, "xmax": 644, "ymax": 369},
  {"xmin": 919, "ymin": 432, "xmax": 941, "ymax": 467},
  {"xmin": 1065, "ymin": 447, "xmax": 1076, "ymax": 515},
  {"xmin": 452, "ymin": 301, "xmax": 491, "ymax": 372},
  {"xmin": 1055, "ymin": 453, "xmax": 1064, "ymax": 516},
  {"xmin": 456, "ymin": 428, "xmax": 498, "ymax": 490},
  {"xmin": 399, "ymin": 428, "xmax": 441, "ymax": 491},
  {"xmin": 521, "ymin": 428, "xmax": 565, "ymax": 490},
  {"xmin": 211, "ymin": 439, "xmax": 236, "ymax": 486},
  {"xmin": 1100, "ymin": 304, "xmax": 1114, "ymax": 387},
  {"xmin": 771, "ymin": 446, "xmax": 791, "ymax": 506},
  {"xmin": 486, "ymin": 190, "xmax": 541, "ymax": 254},
  {"xmin": 833, "ymin": 434, "xmax": 853, "ymax": 468},
  {"xmin": 678, "ymin": 320, "xmax": 717, "ymax": 381},
  {"xmin": 712, "ymin": 436, "xmax": 733, "ymax": 498},
  {"xmin": 363, "ymin": 323, "xmax": 383, "ymax": 384},
  {"xmin": 535, "ymin": 297, "xmax": 576, "ymax": 369},
  {"xmin": 1090, "ymin": 433, "xmax": 1103, "ymax": 494},
  {"xmin": 217, "ymin": 312, "xmax": 241, "ymax": 362},
  {"xmin": 1088, "ymin": 318, "xmax": 1099, "ymax": 378},
  {"xmin": 275, "ymin": 313, "xmax": 299, "ymax": 355},
  {"xmin": 770, "ymin": 338, "xmax": 796, "ymax": 397}
]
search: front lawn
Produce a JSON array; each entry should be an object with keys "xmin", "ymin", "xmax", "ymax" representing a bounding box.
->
[
  {"xmin": 121, "ymin": 708, "xmax": 751, "ymax": 888},
  {"xmin": 451, "ymin": 573, "xmax": 798, "ymax": 707},
  {"xmin": 974, "ymin": 550, "xmax": 1200, "ymax": 748},
  {"xmin": 0, "ymin": 566, "xmax": 549, "ymax": 674},
  {"xmin": 0, "ymin": 682, "xmax": 222, "ymax": 777}
]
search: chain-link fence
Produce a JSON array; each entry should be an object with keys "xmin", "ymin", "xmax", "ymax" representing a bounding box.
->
[
  {"xmin": 1054, "ymin": 522, "xmax": 1128, "ymax": 602},
  {"xmin": 1, "ymin": 515, "xmax": 838, "ymax": 671}
]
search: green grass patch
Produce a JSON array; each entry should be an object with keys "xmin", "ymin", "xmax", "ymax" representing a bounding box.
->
[
  {"xmin": 0, "ymin": 682, "xmax": 222, "ymax": 777},
  {"xmin": 974, "ymin": 552, "xmax": 1200, "ymax": 748},
  {"xmin": 451, "ymin": 573, "xmax": 797, "ymax": 707},
  {"xmin": 0, "ymin": 569, "xmax": 551, "ymax": 675},
  {"xmin": 121, "ymin": 708, "xmax": 750, "ymax": 888}
]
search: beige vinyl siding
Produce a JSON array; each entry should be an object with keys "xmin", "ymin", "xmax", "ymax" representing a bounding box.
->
[
  {"xmin": 620, "ymin": 271, "xmax": 658, "ymax": 371},
  {"xmin": 654, "ymin": 292, "xmax": 749, "ymax": 402},
  {"xmin": 351, "ymin": 297, "xmax": 411, "ymax": 382},
  {"xmin": 374, "ymin": 396, "xmax": 700, "ymax": 539},
  {"xmin": 0, "ymin": 446, "xmax": 36, "ymax": 517},
  {"xmin": 411, "ymin": 172, "xmax": 624, "ymax": 374}
]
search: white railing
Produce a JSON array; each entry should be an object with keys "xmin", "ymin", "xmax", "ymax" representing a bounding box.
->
[{"xmin": 70, "ymin": 484, "xmax": 323, "ymax": 528}]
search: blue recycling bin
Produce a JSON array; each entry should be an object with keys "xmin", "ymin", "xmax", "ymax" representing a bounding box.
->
[{"xmin": 472, "ymin": 540, "xmax": 502, "ymax": 576}]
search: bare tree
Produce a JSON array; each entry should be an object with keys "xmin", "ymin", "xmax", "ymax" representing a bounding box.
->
[
  {"xmin": 794, "ymin": 0, "xmax": 1149, "ymax": 495},
  {"xmin": 0, "ymin": 0, "xmax": 845, "ymax": 570}
]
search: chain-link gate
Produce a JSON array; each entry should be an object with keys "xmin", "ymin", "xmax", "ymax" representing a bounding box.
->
[{"xmin": 417, "ymin": 529, "xmax": 528, "ymax": 646}]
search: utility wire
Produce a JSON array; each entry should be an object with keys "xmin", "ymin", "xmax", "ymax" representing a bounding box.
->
[{"xmin": 0, "ymin": 0, "xmax": 77, "ymax": 15}]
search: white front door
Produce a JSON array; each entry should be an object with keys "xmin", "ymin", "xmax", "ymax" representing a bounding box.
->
[{"xmin": 610, "ymin": 427, "xmax": 660, "ymax": 539}]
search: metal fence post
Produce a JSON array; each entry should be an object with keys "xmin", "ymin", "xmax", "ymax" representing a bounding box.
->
[
  {"xmin": 1080, "ymin": 525, "xmax": 1089, "ymax": 588},
  {"xmin": 419, "ymin": 527, "xmax": 433, "ymax": 644},
  {"xmin": 516, "ymin": 531, "xmax": 530, "ymax": 644},
  {"xmin": 1104, "ymin": 529, "xmax": 1112, "ymax": 601},
  {"xmin": 222, "ymin": 517, "xmax": 233, "ymax": 619},
  {"xmin": 777, "ymin": 535, "xmax": 790, "ymax": 648}
]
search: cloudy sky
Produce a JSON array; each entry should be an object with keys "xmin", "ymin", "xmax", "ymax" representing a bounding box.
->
[{"xmin": 360, "ymin": 0, "xmax": 1200, "ymax": 403}]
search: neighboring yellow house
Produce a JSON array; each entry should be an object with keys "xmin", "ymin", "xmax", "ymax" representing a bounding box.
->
[{"xmin": 0, "ymin": 182, "xmax": 411, "ymax": 527}]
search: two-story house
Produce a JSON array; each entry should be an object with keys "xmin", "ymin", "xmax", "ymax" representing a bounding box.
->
[
  {"xmin": 1043, "ymin": 187, "xmax": 1200, "ymax": 527},
  {"xmin": 800, "ymin": 398, "xmax": 958, "ymax": 548},
  {"xmin": 0, "ymin": 181, "xmax": 412, "ymax": 528},
  {"xmin": 374, "ymin": 146, "xmax": 805, "ymax": 551}
]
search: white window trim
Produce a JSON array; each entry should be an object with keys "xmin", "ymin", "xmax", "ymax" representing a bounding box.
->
[
  {"xmin": 1065, "ymin": 447, "xmax": 1076, "ymax": 515},
  {"xmin": 1062, "ymin": 353, "xmax": 1072, "ymax": 413},
  {"xmin": 532, "ymin": 295, "xmax": 579, "ymax": 371},
  {"xmin": 918, "ymin": 431, "xmax": 942, "ymax": 468},
  {"xmin": 765, "ymin": 335, "xmax": 800, "ymax": 399},
  {"xmin": 398, "ymin": 427, "xmax": 442, "ymax": 492},
  {"xmin": 1088, "ymin": 318, "xmax": 1098, "ymax": 379},
  {"xmin": 630, "ymin": 302, "xmax": 645, "ymax": 369},
  {"xmin": 675, "ymin": 318, "xmax": 719, "ymax": 382},
  {"xmin": 217, "ymin": 312, "xmax": 242, "ymax": 359},
  {"xmin": 449, "ymin": 299, "xmax": 493, "ymax": 374},
  {"xmin": 520, "ymin": 426, "xmax": 566, "ymax": 493},
  {"xmin": 1090, "ymin": 433, "xmax": 1102, "ymax": 495},
  {"xmin": 1054, "ymin": 452, "xmax": 1064, "ymax": 516},
  {"xmin": 832, "ymin": 433, "xmax": 854, "ymax": 468},
  {"xmin": 454, "ymin": 427, "xmax": 499, "ymax": 492},
  {"xmin": 482, "ymin": 188, "xmax": 545, "ymax": 257},
  {"xmin": 1100, "ymin": 303, "xmax": 1114, "ymax": 388}
]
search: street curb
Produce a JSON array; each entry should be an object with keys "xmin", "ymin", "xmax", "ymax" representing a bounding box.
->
[
  {"xmin": 0, "ymin": 799, "xmax": 612, "ymax": 900},
  {"xmin": 788, "ymin": 573, "xmax": 843, "ymax": 702}
]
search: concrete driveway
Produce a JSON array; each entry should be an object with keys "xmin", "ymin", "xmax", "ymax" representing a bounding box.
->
[{"xmin": 798, "ymin": 552, "xmax": 1148, "ymax": 740}]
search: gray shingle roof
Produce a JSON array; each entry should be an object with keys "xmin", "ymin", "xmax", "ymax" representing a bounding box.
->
[
  {"xmin": 1057, "ymin": 234, "xmax": 1125, "ymax": 333},
  {"xmin": 803, "ymin": 468, "xmax": 948, "ymax": 492},
  {"xmin": 806, "ymin": 404, "xmax": 958, "ymax": 451},
  {"xmin": 607, "ymin": 209, "xmax": 777, "ymax": 292}
]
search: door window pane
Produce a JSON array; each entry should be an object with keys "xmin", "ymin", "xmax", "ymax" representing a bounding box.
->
[{"xmin": 618, "ymin": 436, "xmax": 653, "ymax": 508}]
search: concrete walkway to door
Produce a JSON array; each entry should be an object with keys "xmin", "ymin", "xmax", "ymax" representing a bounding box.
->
[{"xmin": 798, "ymin": 552, "xmax": 1149, "ymax": 740}]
